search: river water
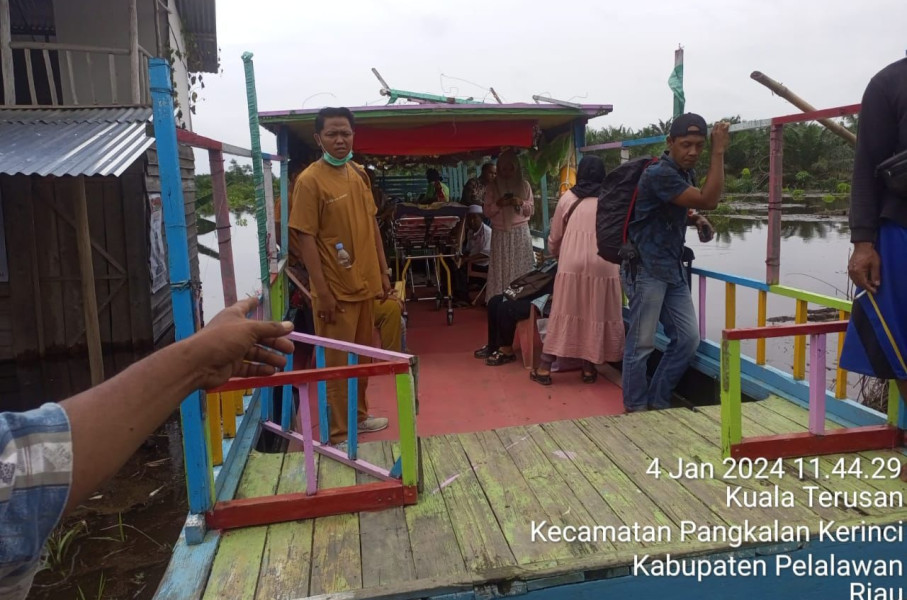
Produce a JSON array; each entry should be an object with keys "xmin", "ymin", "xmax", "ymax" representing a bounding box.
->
[{"xmin": 197, "ymin": 197, "xmax": 855, "ymax": 391}]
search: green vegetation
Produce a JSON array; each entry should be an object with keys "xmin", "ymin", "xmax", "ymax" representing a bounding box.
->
[
  {"xmin": 41, "ymin": 520, "xmax": 87, "ymax": 575},
  {"xmin": 585, "ymin": 115, "xmax": 857, "ymax": 194},
  {"xmin": 195, "ymin": 159, "xmax": 281, "ymax": 222}
]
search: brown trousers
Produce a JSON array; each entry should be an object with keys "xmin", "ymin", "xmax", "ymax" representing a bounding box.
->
[{"xmin": 312, "ymin": 297, "xmax": 373, "ymax": 443}]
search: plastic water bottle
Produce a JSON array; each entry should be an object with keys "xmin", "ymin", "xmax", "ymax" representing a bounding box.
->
[{"xmin": 335, "ymin": 242, "xmax": 352, "ymax": 269}]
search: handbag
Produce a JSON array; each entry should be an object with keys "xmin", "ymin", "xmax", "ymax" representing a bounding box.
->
[
  {"xmin": 876, "ymin": 149, "xmax": 907, "ymax": 197},
  {"xmin": 503, "ymin": 258, "xmax": 558, "ymax": 301},
  {"xmin": 501, "ymin": 195, "xmax": 588, "ymax": 302}
]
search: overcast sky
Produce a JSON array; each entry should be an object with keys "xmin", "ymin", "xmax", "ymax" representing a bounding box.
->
[{"xmin": 190, "ymin": 0, "xmax": 906, "ymax": 169}]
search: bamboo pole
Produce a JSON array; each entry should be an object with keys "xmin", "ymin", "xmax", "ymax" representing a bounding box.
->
[
  {"xmin": 751, "ymin": 71, "xmax": 857, "ymax": 147},
  {"xmin": 0, "ymin": 0, "xmax": 14, "ymax": 104},
  {"xmin": 75, "ymin": 176, "xmax": 105, "ymax": 386}
]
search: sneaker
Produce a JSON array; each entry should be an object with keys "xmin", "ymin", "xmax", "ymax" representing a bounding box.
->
[{"xmin": 358, "ymin": 416, "xmax": 389, "ymax": 433}]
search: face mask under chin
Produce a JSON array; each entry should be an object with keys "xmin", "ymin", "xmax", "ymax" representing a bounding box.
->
[{"xmin": 322, "ymin": 150, "xmax": 353, "ymax": 167}]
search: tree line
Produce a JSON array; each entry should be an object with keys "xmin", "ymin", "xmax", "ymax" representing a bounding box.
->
[{"xmin": 585, "ymin": 116, "xmax": 858, "ymax": 196}]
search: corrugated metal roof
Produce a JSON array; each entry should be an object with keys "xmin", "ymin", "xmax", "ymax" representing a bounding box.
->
[
  {"xmin": 0, "ymin": 107, "xmax": 154, "ymax": 177},
  {"xmin": 175, "ymin": 0, "xmax": 218, "ymax": 73}
]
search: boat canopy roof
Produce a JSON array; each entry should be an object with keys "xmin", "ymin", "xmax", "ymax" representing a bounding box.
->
[{"xmin": 259, "ymin": 102, "xmax": 612, "ymax": 160}]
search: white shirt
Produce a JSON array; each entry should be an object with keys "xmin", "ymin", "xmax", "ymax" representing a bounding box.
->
[{"xmin": 466, "ymin": 224, "xmax": 492, "ymax": 267}]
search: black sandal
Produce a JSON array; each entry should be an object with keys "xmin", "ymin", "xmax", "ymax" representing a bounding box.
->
[
  {"xmin": 485, "ymin": 351, "xmax": 516, "ymax": 366},
  {"xmin": 474, "ymin": 345, "xmax": 493, "ymax": 359},
  {"xmin": 530, "ymin": 368, "xmax": 552, "ymax": 386},
  {"xmin": 581, "ymin": 368, "xmax": 598, "ymax": 384}
]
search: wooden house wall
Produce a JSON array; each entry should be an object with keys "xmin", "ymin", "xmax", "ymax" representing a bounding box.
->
[
  {"xmin": 145, "ymin": 144, "xmax": 200, "ymax": 348},
  {"xmin": 0, "ymin": 146, "xmax": 199, "ymax": 410}
]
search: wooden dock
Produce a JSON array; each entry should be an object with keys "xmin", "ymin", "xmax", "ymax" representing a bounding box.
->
[{"xmin": 197, "ymin": 396, "xmax": 907, "ymax": 599}]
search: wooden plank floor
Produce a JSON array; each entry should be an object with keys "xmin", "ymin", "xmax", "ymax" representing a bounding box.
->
[{"xmin": 202, "ymin": 397, "xmax": 907, "ymax": 599}]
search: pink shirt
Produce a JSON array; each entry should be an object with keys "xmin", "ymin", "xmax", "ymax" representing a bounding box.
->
[{"xmin": 483, "ymin": 180, "xmax": 534, "ymax": 231}]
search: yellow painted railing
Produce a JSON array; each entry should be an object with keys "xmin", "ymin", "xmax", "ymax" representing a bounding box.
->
[{"xmin": 692, "ymin": 268, "xmax": 853, "ymax": 399}]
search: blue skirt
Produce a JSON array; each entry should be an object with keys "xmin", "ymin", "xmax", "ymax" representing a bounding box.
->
[{"xmin": 840, "ymin": 222, "xmax": 907, "ymax": 380}]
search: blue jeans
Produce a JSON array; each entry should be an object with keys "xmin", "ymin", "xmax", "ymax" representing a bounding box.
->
[{"xmin": 621, "ymin": 263, "xmax": 700, "ymax": 411}]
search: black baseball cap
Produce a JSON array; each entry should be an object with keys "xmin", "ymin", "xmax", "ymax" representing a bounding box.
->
[{"xmin": 669, "ymin": 113, "xmax": 708, "ymax": 138}]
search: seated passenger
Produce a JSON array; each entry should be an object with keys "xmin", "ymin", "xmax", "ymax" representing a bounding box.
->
[
  {"xmin": 474, "ymin": 264, "xmax": 556, "ymax": 366},
  {"xmin": 454, "ymin": 205, "xmax": 492, "ymax": 302},
  {"xmin": 422, "ymin": 168, "xmax": 450, "ymax": 203}
]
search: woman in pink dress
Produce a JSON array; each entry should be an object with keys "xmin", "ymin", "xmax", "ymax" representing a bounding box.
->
[
  {"xmin": 530, "ymin": 156, "xmax": 625, "ymax": 385},
  {"xmin": 483, "ymin": 150, "xmax": 535, "ymax": 302}
]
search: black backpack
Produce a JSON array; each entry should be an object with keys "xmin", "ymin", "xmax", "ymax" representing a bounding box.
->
[{"xmin": 595, "ymin": 156, "xmax": 658, "ymax": 263}]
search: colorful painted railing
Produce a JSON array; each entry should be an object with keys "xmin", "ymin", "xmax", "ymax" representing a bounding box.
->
[
  {"xmin": 720, "ymin": 320, "xmax": 904, "ymax": 459},
  {"xmin": 202, "ymin": 333, "xmax": 418, "ymax": 532},
  {"xmin": 692, "ymin": 267, "xmax": 854, "ymax": 398}
]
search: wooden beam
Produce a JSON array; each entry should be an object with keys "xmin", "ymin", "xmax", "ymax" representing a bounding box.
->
[
  {"xmin": 152, "ymin": 0, "xmax": 163, "ymax": 56},
  {"xmin": 766, "ymin": 123, "xmax": 783, "ymax": 285},
  {"xmin": 260, "ymin": 420, "xmax": 394, "ymax": 481},
  {"xmin": 724, "ymin": 320, "xmax": 848, "ymax": 341},
  {"xmin": 208, "ymin": 150, "xmax": 237, "ymax": 307},
  {"xmin": 730, "ymin": 425, "xmax": 904, "ymax": 460},
  {"xmin": 42, "ymin": 49, "xmax": 57, "ymax": 105},
  {"xmin": 74, "ymin": 177, "xmax": 104, "ymax": 385},
  {"xmin": 205, "ymin": 481, "xmax": 410, "ymax": 530},
  {"xmin": 0, "ymin": 0, "xmax": 13, "ymax": 104},
  {"xmin": 129, "ymin": 0, "xmax": 140, "ymax": 104},
  {"xmin": 66, "ymin": 278, "xmax": 126, "ymax": 347},
  {"xmin": 9, "ymin": 41, "xmax": 130, "ymax": 55}
]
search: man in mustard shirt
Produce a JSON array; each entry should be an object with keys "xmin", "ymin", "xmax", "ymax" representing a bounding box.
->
[{"xmin": 289, "ymin": 107, "xmax": 392, "ymax": 444}]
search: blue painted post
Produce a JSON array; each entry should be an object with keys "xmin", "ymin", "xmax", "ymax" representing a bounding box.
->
[
  {"xmin": 347, "ymin": 352, "xmax": 358, "ymax": 459},
  {"xmin": 315, "ymin": 345, "xmax": 329, "ymax": 443},
  {"xmin": 573, "ymin": 120, "xmax": 586, "ymax": 162},
  {"xmin": 149, "ymin": 58, "xmax": 213, "ymax": 516},
  {"xmin": 278, "ymin": 127, "xmax": 289, "ymax": 261}
]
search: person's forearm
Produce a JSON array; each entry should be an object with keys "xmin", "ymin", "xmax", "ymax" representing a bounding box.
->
[
  {"xmin": 60, "ymin": 337, "xmax": 207, "ymax": 514},
  {"xmin": 300, "ymin": 233, "xmax": 329, "ymax": 295},
  {"xmin": 700, "ymin": 151, "xmax": 726, "ymax": 209},
  {"xmin": 373, "ymin": 221, "xmax": 388, "ymax": 273}
]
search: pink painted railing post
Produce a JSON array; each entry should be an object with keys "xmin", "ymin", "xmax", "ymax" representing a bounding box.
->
[
  {"xmin": 698, "ymin": 274, "xmax": 707, "ymax": 339},
  {"xmin": 766, "ymin": 123, "xmax": 783, "ymax": 286},
  {"xmin": 295, "ymin": 383, "xmax": 317, "ymax": 496},
  {"xmin": 208, "ymin": 149, "xmax": 238, "ymax": 307},
  {"xmin": 808, "ymin": 333, "xmax": 827, "ymax": 435}
]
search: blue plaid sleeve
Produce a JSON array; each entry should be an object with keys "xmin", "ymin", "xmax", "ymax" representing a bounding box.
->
[
  {"xmin": 648, "ymin": 168, "xmax": 693, "ymax": 205},
  {"xmin": 0, "ymin": 403, "xmax": 73, "ymax": 599}
]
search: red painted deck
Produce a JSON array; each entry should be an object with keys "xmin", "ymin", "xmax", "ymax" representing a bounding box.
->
[{"xmin": 306, "ymin": 300, "xmax": 625, "ymax": 442}]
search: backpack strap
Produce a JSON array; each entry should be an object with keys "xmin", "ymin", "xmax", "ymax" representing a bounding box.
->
[{"xmin": 621, "ymin": 157, "xmax": 659, "ymax": 244}]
